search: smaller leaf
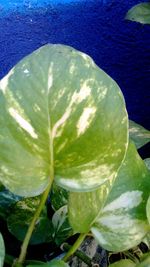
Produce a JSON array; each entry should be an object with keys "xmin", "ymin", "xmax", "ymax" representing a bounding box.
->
[
  {"xmin": 0, "ymin": 233, "xmax": 5, "ymax": 267},
  {"xmin": 129, "ymin": 120, "xmax": 150, "ymax": 149},
  {"xmin": 109, "ymin": 259, "xmax": 135, "ymax": 267},
  {"xmin": 126, "ymin": 3, "xmax": 150, "ymax": 24},
  {"xmin": 52, "ymin": 206, "xmax": 73, "ymax": 245},
  {"xmin": 27, "ymin": 259, "xmax": 69, "ymax": 267},
  {"xmin": 7, "ymin": 197, "xmax": 53, "ymax": 244},
  {"xmin": 51, "ymin": 183, "xmax": 68, "ymax": 211}
]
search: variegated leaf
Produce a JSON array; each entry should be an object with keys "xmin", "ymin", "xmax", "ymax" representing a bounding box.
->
[
  {"xmin": 52, "ymin": 205, "xmax": 73, "ymax": 245},
  {"xmin": 126, "ymin": 3, "xmax": 150, "ymax": 24},
  {"xmin": 7, "ymin": 197, "xmax": 53, "ymax": 244},
  {"xmin": 129, "ymin": 120, "xmax": 150, "ymax": 149},
  {"xmin": 69, "ymin": 142, "xmax": 150, "ymax": 251},
  {"xmin": 0, "ymin": 44, "xmax": 128, "ymax": 196}
]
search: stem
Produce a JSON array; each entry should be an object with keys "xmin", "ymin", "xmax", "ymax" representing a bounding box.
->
[
  {"xmin": 62, "ymin": 243, "xmax": 92, "ymax": 266},
  {"xmin": 62, "ymin": 233, "xmax": 87, "ymax": 262},
  {"xmin": 16, "ymin": 179, "xmax": 53, "ymax": 266}
]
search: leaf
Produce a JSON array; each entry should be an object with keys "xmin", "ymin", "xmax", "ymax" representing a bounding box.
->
[
  {"xmin": 126, "ymin": 3, "xmax": 150, "ymax": 24},
  {"xmin": 27, "ymin": 259, "xmax": 69, "ymax": 267},
  {"xmin": 7, "ymin": 197, "xmax": 53, "ymax": 244},
  {"xmin": 52, "ymin": 206, "xmax": 73, "ymax": 245},
  {"xmin": 144, "ymin": 159, "xmax": 150, "ymax": 170},
  {"xmin": 69, "ymin": 142, "xmax": 150, "ymax": 251},
  {"xmin": 0, "ymin": 186, "xmax": 21, "ymax": 219},
  {"xmin": 51, "ymin": 182, "xmax": 68, "ymax": 211},
  {"xmin": 109, "ymin": 259, "xmax": 135, "ymax": 267},
  {"xmin": 0, "ymin": 233, "xmax": 5, "ymax": 267},
  {"xmin": 146, "ymin": 196, "xmax": 150, "ymax": 225},
  {"xmin": 0, "ymin": 44, "xmax": 128, "ymax": 197},
  {"xmin": 129, "ymin": 120, "xmax": 150, "ymax": 149}
]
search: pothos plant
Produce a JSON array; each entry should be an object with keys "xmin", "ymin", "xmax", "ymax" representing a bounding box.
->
[{"xmin": 0, "ymin": 44, "xmax": 150, "ymax": 267}]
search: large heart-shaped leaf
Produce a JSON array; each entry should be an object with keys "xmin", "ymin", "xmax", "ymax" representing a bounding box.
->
[
  {"xmin": 7, "ymin": 197, "xmax": 53, "ymax": 244},
  {"xmin": 129, "ymin": 120, "xmax": 150, "ymax": 149},
  {"xmin": 0, "ymin": 233, "xmax": 5, "ymax": 267},
  {"xmin": 0, "ymin": 44, "xmax": 128, "ymax": 197},
  {"xmin": 126, "ymin": 3, "xmax": 150, "ymax": 24},
  {"xmin": 109, "ymin": 259, "xmax": 135, "ymax": 267},
  {"xmin": 69, "ymin": 142, "xmax": 150, "ymax": 251}
]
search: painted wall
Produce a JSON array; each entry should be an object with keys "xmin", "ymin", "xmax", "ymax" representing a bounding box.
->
[{"xmin": 0, "ymin": 0, "xmax": 150, "ymax": 129}]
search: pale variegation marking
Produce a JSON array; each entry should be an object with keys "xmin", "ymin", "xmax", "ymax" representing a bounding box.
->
[
  {"xmin": 9, "ymin": 108, "xmax": 38, "ymax": 139},
  {"xmin": 99, "ymin": 214, "xmax": 133, "ymax": 230},
  {"xmin": 52, "ymin": 80, "xmax": 92, "ymax": 138},
  {"xmin": 23, "ymin": 69, "xmax": 29, "ymax": 74},
  {"xmin": 77, "ymin": 107, "xmax": 96, "ymax": 136},
  {"xmin": 103, "ymin": 191, "xmax": 143, "ymax": 212},
  {"xmin": 91, "ymin": 228, "xmax": 108, "ymax": 245},
  {"xmin": 47, "ymin": 64, "xmax": 53, "ymax": 93},
  {"xmin": 71, "ymin": 80, "xmax": 92, "ymax": 104},
  {"xmin": 52, "ymin": 107, "xmax": 72, "ymax": 138},
  {"xmin": 0, "ymin": 68, "xmax": 14, "ymax": 93}
]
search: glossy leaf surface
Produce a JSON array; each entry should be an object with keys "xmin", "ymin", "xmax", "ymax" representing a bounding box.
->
[
  {"xmin": 109, "ymin": 259, "xmax": 135, "ymax": 267},
  {"xmin": 129, "ymin": 120, "xmax": 150, "ymax": 149},
  {"xmin": 52, "ymin": 205, "xmax": 73, "ymax": 245},
  {"xmin": 7, "ymin": 197, "xmax": 53, "ymax": 244},
  {"xmin": 0, "ymin": 233, "xmax": 5, "ymax": 267},
  {"xmin": 69, "ymin": 143, "xmax": 150, "ymax": 251},
  {"xmin": 0, "ymin": 44, "xmax": 128, "ymax": 196},
  {"xmin": 126, "ymin": 3, "xmax": 150, "ymax": 24},
  {"xmin": 27, "ymin": 259, "xmax": 69, "ymax": 267}
]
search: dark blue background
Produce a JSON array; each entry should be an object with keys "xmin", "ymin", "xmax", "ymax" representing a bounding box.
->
[{"xmin": 0, "ymin": 0, "xmax": 150, "ymax": 129}]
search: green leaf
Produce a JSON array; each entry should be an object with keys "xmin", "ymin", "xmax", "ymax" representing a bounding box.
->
[
  {"xmin": 0, "ymin": 233, "xmax": 5, "ymax": 267},
  {"xmin": 0, "ymin": 186, "xmax": 21, "ymax": 219},
  {"xmin": 69, "ymin": 142, "xmax": 150, "ymax": 251},
  {"xmin": 0, "ymin": 44, "xmax": 128, "ymax": 197},
  {"xmin": 126, "ymin": 3, "xmax": 150, "ymax": 24},
  {"xmin": 52, "ymin": 205, "xmax": 73, "ymax": 245},
  {"xmin": 27, "ymin": 259, "xmax": 69, "ymax": 267},
  {"xmin": 51, "ymin": 182, "xmax": 68, "ymax": 211},
  {"xmin": 7, "ymin": 197, "xmax": 53, "ymax": 244},
  {"xmin": 109, "ymin": 259, "xmax": 135, "ymax": 267},
  {"xmin": 129, "ymin": 120, "xmax": 150, "ymax": 149},
  {"xmin": 146, "ymin": 196, "xmax": 150, "ymax": 224}
]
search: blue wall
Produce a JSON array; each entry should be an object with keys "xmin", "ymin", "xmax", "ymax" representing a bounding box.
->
[{"xmin": 0, "ymin": 0, "xmax": 150, "ymax": 129}]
